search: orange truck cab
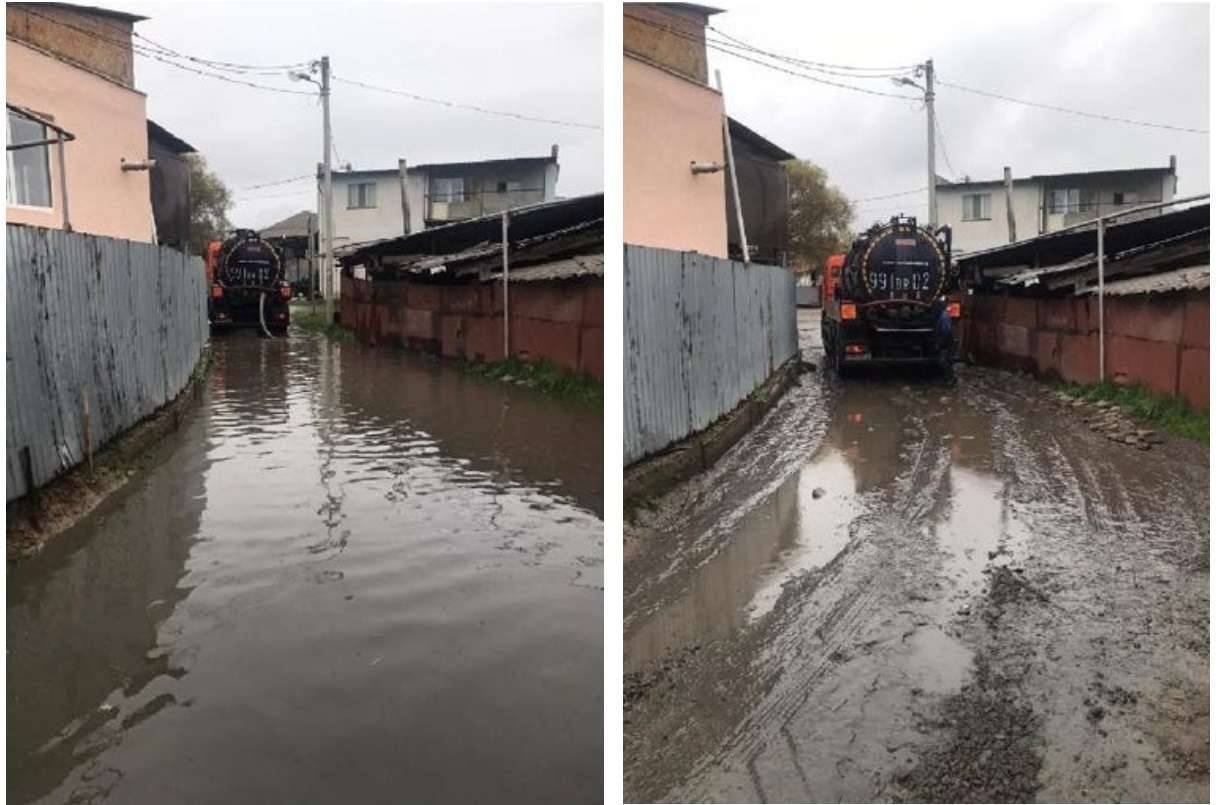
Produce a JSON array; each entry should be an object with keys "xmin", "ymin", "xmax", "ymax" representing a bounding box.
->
[{"xmin": 822, "ymin": 253, "xmax": 845, "ymax": 308}]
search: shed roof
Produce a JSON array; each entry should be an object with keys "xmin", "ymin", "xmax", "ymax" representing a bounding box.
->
[
  {"xmin": 957, "ymin": 201, "xmax": 1208, "ymax": 271},
  {"xmin": 338, "ymin": 192, "xmax": 604, "ymax": 269},
  {"xmin": 260, "ymin": 210, "xmax": 315, "ymax": 240},
  {"xmin": 1075, "ymin": 264, "xmax": 1208, "ymax": 297},
  {"xmin": 147, "ymin": 120, "xmax": 195, "ymax": 154},
  {"xmin": 728, "ymin": 117, "xmax": 795, "ymax": 162}
]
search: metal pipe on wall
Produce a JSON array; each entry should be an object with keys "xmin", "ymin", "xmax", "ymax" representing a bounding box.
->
[
  {"xmin": 502, "ymin": 210, "xmax": 510, "ymax": 358},
  {"xmin": 1097, "ymin": 218, "xmax": 1105, "ymax": 382}
]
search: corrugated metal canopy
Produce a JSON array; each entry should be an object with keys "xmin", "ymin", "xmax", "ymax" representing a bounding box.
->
[
  {"xmin": 957, "ymin": 202, "xmax": 1209, "ymax": 271},
  {"xmin": 1075, "ymin": 264, "xmax": 1209, "ymax": 296},
  {"xmin": 338, "ymin": 193, "xmax": 603, "ymax": 266}
]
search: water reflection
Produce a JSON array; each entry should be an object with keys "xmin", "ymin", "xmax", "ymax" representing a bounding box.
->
[
  {"xmin": 625, "ymin": 378, "xmax": 1012, "ymax": 672},
  {"xmin": 9, "ymin": 332, "xmax": 603, "ymax": 805},
  {"xmin": 7, "ymin": 412, "xmax": 208, "ymax": 805}
]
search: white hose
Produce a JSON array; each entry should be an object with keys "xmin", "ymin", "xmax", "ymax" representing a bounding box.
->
[{"xmin": 258, "ymin": 291, "xmax": 274, "ymax": 338}]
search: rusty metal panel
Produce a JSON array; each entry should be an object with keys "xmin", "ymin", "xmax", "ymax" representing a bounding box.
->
[
  {"xmin": 6, "ymin": 225, "xmax": 207, "ymax": 501},
  {"xmin": 624, "ymin": 244, "xmax": 800, "ymax": 465}
]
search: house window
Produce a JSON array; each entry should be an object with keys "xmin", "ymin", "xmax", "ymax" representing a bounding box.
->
[
  {"xmin": 1049, "ymin": 188, "xmax": 1090, "ymax": 214},
  {"xmin": 6, "ymin": 110, "xmax": 52, "ymax": 208},
  {"xmin": 347, "ymin": 182, "xmax": 377, "ymax": 209},
  {"xmin": 962, "ymin": 193, "xmax": 991, "ymax": 221},
  {"xmin": 495, "ymin": 180, "xmax": 522, "ymax": 193},
  {"xmin": 432, "ymin": 177, "xmax": 466, "ymax": 203}
]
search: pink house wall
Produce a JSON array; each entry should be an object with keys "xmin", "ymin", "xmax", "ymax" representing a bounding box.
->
[
  {"xmin": 623, "ymin": 54, "xmax": 728, "ymax": 259},
  {"xmin": 7, "ymin": 40, "xmax": 154, "ymax": 242}
]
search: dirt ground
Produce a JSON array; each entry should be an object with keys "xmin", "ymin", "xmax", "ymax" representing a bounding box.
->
[{"xmin": 624, "ymin": 309, "xmax": 1208, "ymax": 803}]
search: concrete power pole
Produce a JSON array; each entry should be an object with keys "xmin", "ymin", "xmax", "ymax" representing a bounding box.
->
[
  {"xmin": 321, "ymin": 55, "xmax": 335, "ymax": 324},
  {"xmin": 924, "ymin": 58, "xmax": 937, "ymax": 228}
]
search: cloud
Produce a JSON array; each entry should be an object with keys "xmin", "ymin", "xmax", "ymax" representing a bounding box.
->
[
  {"xmin": 706, "ymin": 2, "xmax": 1208, "ymax": 230},
  {"xmin": 109, "ymin": 2, "xmax": 603, "ymax": 229}
]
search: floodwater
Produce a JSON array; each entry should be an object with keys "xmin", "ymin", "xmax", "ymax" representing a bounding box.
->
[
  {"xmin": 8, "ymin": 331, "xmax": 603, "ymax": 805},
  {"xmin": 625, "ymin": 311, "xmax": 1208, "ymax": 803}
]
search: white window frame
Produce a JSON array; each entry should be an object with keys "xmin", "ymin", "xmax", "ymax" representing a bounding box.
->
[
  {"xmin": 1050, "ymin": 188, "xmax": 1090, "ymax": 214},
  {"xmin": 961, "ymin": 192, "xmax": 991, "ymax": 221},
  {"xmin": 6, "ymin": 110, "xmax": 53, "ymax": 209},
  {"xmin": 432, "ymin": 177, "xmax": 466, "ymax": 203},
  {"xmin": 347, "ymin": 181, "xmax": 377, "ymax": 209}
]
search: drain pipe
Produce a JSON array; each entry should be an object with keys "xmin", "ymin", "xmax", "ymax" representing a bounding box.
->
[
  {"xmin": 1097, "ymin": 218, "xmax": 1105, "ymax": 382},
  {"xmin": 502, "ymin": 209, "xmax": 510, "ymax": 358}
]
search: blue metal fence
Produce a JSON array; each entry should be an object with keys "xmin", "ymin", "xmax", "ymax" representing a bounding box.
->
[
  {"xmin": 624, "ymin": 245, "xmax": 798, "ymax": 465},
  {"xmin": 6, "ymin": 225, "xmax": 208, "ymax": 501}
]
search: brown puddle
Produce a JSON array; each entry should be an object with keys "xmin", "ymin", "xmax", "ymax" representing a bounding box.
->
[
  {"xmin": 625, "ymin": 378, "xmax": 1011, "ymax": 684},
  {"xmin": 8, "ymin": 332, "xmax": 603, "ymax": 805}
]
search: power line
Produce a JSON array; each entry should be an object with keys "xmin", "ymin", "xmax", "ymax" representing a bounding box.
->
[
  {"xmin": 626, "ymin": 13, "xmax": 923, "ymax": 101},
  {"xmin": 332, "ymin": 75, "xmax": 602, "ymax": 130},
  {"xmin": 645, "ymin": 7, "xmax": 921, "ymax": 76},
  {"xmin": 849, "ymin": 186, "xmax": 927, "ymax": 203},
  {"xmin": 49, "ymin": 5, "xmax": 312, "ymax": 74},
  {"xmin": 20, "ymin": 8, "xmax": 315, "ymax": 95},
  {"xmin": 934, "ymin": 116, "xmax": 961, "ymax": 181},
  {"xmin": 239, "ymin": 174, "xmax": 314, "ymax": 191},
  {"xmin": 937, "ymin": 78, "xmax": 1208, "ymax": 135},
  {"xmin": 704, "ymin": 22, "xmax": 919, "ymax": 76}
]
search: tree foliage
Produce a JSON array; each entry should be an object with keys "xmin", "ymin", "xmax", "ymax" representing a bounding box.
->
[
  {"xmin": 785, "ymin": 160, "xmax": 853, "ymax": 272},
  {"xmin": 188, "ymin": 154, "xmax": 232, "ymax": 255}
]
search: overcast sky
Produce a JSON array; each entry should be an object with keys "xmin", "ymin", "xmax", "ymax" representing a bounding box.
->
[
  {"xmin": 109, "ymin": 2, "xmax": 602, "ymax": 230},
  {"xmin": 705, "ymin": 2, "xmax": 1209, "ymax": 230}
]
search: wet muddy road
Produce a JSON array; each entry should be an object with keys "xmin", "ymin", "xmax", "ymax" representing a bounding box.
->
[
  {"xmin": 625, "ymin": 312, "xmax": 1207, "ymax": 803},
  {"xmin": 9, "ymin": 332, "xmax": 603, "ymax": 805}
]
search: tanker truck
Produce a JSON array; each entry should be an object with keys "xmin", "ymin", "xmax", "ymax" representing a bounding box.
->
[{"xmin": 821, "ymin": 215, "xmax": 959, "ymax": 378}]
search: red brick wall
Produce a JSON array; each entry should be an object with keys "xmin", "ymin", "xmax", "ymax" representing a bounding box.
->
[
  {"xmin": 962, "ymin": 289, "xmax": 1208, "ymax": 410},
  {"xmin": 339, "ymin": 275, "xmax": 603, "ymax": 380}
]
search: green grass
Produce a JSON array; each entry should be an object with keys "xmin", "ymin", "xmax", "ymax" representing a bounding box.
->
[
  {"xmin": 1061, "ymin": 380, "xmax": 1208, "ymax": 443},
  {"xmin": 289, "ymin": 302, "xmax": 356, "ymax": 342},
  {"xmin": 466, "ymin": 358, "xmax": 602, "ymax": 404}
]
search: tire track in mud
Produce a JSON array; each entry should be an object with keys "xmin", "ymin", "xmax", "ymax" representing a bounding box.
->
[
  {"xmin": 892, "ymin": 369, "xmax": 1208, "ymax": 804},
  {"xmin": 625, "ymin": 365, "xmax": 1208, "ymax": 804}
]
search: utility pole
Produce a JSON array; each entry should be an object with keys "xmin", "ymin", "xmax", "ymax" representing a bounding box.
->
[
  {"xmin": 924, "ymin": 58, "xmax": 937, "ymax": 228},
  {"xmin": 398, "ymin": 158, "xmax": 411, "ymax": 235},
  {"xmin": 1004, "ymin": 166, "xmax": 1016, "ymax": 243},
  {"xmin": 320, "ymin": 55, "xmax": 334, "ymax": 325}
]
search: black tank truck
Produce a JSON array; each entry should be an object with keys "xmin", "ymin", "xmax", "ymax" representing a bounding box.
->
[
  {"xmin": 206, "ymin": 229, "xmax": 291, "ymax": 335},
  {"xmin": 821, "ymin": 215, "xmax": 960, "ymax": 378}
]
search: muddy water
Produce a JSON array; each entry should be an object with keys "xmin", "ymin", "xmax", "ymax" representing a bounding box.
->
[
  {"xmin": 625, "ymin": 317, "xmax": 1207, "ymax": 803},
  {"xmin": 9, "ymin": 333, "xmax": 603, "ymax": 805}
]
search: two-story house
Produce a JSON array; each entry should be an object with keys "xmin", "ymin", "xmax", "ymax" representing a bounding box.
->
[
  {"xmin": 624, "ymin": 3, "xmax": 729, "ymax": 258},
  {"xmin": 6, "ymin": 2, "xmax": 160, "ymax": 242},
  {"xmin": 935, "ymin": 158, "xmax": 1179, "ymax": 254},
  {"xmin": 326, "ymin": 149, "xmax": 560, "ymax": 249}
]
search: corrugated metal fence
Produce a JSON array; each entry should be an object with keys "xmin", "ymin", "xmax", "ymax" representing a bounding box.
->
[
  {"xmin": 624, "ymin": 245, "xmax": 798, "ymax": 465},
  {"xmin": 6, "ymin": 225, "xmax": 208, "ymax": 501}
]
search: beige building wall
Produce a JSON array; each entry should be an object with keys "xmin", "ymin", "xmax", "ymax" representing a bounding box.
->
[
  {"xmin": 624, "ymin": 54, "xmax": 728, "ymax": 259},
  {"xmin": 7, "ymin": 40, "xmax": 154, "ymax": 242}
]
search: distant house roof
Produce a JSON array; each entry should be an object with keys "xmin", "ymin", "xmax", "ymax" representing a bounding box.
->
[
  {"xmin": 325, "ymin": 153, "xmax": 558, "ymax": 180},
  {"xmin": 937, "ymin": 164, "xmax": 1175, "ymax": 190},
  {"xmin": 260, "ymin": 210, "xmax": 315, "ymax": 240},
  {"xmin": 728, "ymin": 117, "xmax": 795, "ymax": 162},
  {"xmin": 18, "ymin": 2, "xmax": 147, "ymax": 23},
  {"xmin": 147, "ymin": 120, "xmax": 195, "ymax": 154}
]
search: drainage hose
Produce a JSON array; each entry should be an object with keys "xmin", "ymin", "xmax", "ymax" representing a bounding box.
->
[{"xmin": 258, "ymin": 291, "xmax": 274, "ymax": 338}]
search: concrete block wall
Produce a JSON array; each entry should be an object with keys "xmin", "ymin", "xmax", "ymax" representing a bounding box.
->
[
  {"xmin": 963, "ymin": 290, "xmax": 1208, "ymax": 410},
  {"xmin": 339, "ymin": 275, "xmax": 603, "ymax": 380}
]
